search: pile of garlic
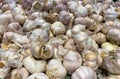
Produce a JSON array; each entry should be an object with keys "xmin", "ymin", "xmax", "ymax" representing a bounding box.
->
[{"xmin": 1, "ymin": 0, "xmax": 120, "ymax": 79}]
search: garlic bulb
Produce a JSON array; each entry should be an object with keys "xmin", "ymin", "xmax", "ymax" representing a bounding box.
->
[
  {"xmin": 92, "ymin": 32, "xmax": 106, "ymax": 44},
  {"xmin": 27, "ymin": 73, "xmax": 49, "ymax": 79},
  {"xmin": 30, "ymin": 42, "xmax": 53, "ymax": 59},
  {"xmin": 0, "ymin": 50, "xmax": 23, "ymax": 68},
  {"xmin": 64, "ymin": 39, "xmax": 75, "ymax": 50},
  {"xmin": 23, "ymin": 20, "xmax": 34, "ymax": 32},
  {"xmin": 15, "ymin": 14, "xmax": 28, "ymax": 24},
  {"xmin": 82, "ymin": 50, "xmax": 98, "ymax": 70},
  {"xmin": 91, "ymin": 14, "xmax": 103, "ymax": 23},
  {"xmin": 53, "ymin": 44, "xmax": 68, "ymax": 60},
  {"xmin": 7, "ymin": 22, "xmax": 22, "ymax": 33},
  {"xmin": 107, "ymin": 28, "xmax": 120, "ymax": 45},
  {"xmin": 46, "ymin": 59, "xmax": 67, "ymax": 79},
  {"xmin": 29, "ymin": 29, "xmax": 49, "ymax": 42},
  {"xmin": 104, "ymin": 8, "xmax": 118, "ymax": 21},
  {"xmin": 72, "ymin": 24, "xmax": 86, "ymax": 34},
  {"xmin": 23, "ymin": 56, "xmax": 47, "ymax": 73},
  {"xmin": 0, "ymin": 61, "xmax": 10, "ymax": 79},
  {"xmin": 66, "ymin": 29, "xmax": 72, "ymax": 38},
  {"xmin": 13, "ymin": 4, "xmax": 25, "ymax": 15},
  {"xmin": 63, "ymin": 50, "xmax": 82, "ymax": 74},
  {"xmin": 74, "ymin": 5, "xmax": 88, "ymax": 17},
  {"xmin": 103, "ymin": 56, "xmax": 120, "ymax": 74},
  {"xmin": 67, "ymin": 1, "xmax": 79, "ymax": 13},
  {"xmin": 72, "ymin": 66, "xmax": 97, "ymax": 79},
  {"xmin": 101, "ymin": 42, "xmax": 118, "ymax": 52},
  {"xmin": 51, "ymin": 21, "xmax": 66, "ymax": 36},
  {"xmin": 10, "ymin": 68, "xmax": 29, "ymax": 79},
  {"xmin": 30, "ymin": 12, "xmax": 42, "ymax": 20},
  {"xmin": 58, "ymin": 10, "xmax": 71, "ymax": 24}
]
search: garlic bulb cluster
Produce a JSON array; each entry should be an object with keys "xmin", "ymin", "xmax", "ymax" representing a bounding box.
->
[{"xmin": 1, "ymin": 0, "xmax": 120, "ymax": 79}]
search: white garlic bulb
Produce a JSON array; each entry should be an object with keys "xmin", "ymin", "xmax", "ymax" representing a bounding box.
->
[
  {"xmin": 27, "ymin": 73, "xmax": 49, "ymax": 79},
  {"xmin": 51, "ymin": 21, "xmax": 66, "ymax": 36},
  {"xmin": 63, "ymin": 50, "xmax": 82, "ymax": 74},
  {"xmin": 72, "ymin": 24, "xmax": 86, "ymax": 34},
  {"xmin": 74, "ymin": 5, "xmax": 88, "ymax": 17},
  {"xmin": 15, "ymin": 14, "xmax": 28, "ymax": 24},
  {"xmin": 46, "ymin": 59, "xmax": 67, "ymax": 79},
  {"xmin": 29, "ymin": 29, "xmax": 49, "ymax": 42},
  {"xmin": 23, "ymin": 56, "xmax": 47, "ymax": 73},
  {"xmin": 67, "ymin": 1, "xmax": 79, "ymax": 13},
  {"xmin": 23, "ymin": 20, "xmax": 34, "ymax": 32},
  {"xmin": 72, "ymin": 66, "xmax": 97, "ymax": 79}
]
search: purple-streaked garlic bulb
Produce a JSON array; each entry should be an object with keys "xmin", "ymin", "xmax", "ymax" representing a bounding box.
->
[
  {"xmin": 72, "ymin": 66, "xmax": 97, "ymax": 79},
  {"xmin": 104, "ymin": 8, "xmax": 118, "ymax": 21},
  {"xmin": 58, "ymin": 11, "xmax": 71, "ymax": 25},
  {"xmin": 63, "ymin": 50, "xmax": 82, "ymax": 74}
]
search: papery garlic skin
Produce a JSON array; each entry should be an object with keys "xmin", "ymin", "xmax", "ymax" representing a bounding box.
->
[
  {"xmin": 46, "ymin": 59, "xmax": 67, "ymax": 79},
  {"xmin": 23, "ymin": 56, "xmax": 47, "ymax": 73},
  {"xmin": 0, "ymin": 61, "xmax": 10, "ymax": 79},
  {"xmin": 27, "ymin": 73, "xmax": 49, "ymax": 79},
  {"xmin": 63, "ymin": 50, "xmax": 82, "ymax": 74},
  {"xmin": 72, "ymin": 66, "xmax": 97, "ymax": 79}
]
